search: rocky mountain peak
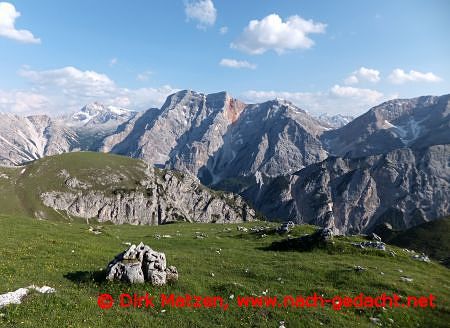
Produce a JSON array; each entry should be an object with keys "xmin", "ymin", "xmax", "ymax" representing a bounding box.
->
[{"xmin": 71, "ymin": 102, "xmax": 134, "ymax": 124}]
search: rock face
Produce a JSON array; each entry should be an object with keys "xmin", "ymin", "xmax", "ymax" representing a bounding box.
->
[
  {"xmin": 0, "ymin": 91, "xmax": 449, "ymax": 234},
  {"xmin": 258, "ymin": 145, "xmax": 449, "ymax": 234},
  {"xmin": 322, "ymin": 95, "xmax": 450, "ymax": 158},
  {"xmin": 40, "ymin": 160, "xmax": 255, "ymax": 225},
  {"xmin": 0, "ymin": 114, "xmax": 75, "ymax": 166},
  {"xmin": 0, "ymin": 103, "xmax": 136, "ymax": 165},
  {"xmin": 203, "ymin": 99, "xmax": 328, "ymax": 184},
  {"xmin": 317, "ymin": 113, "xmax": 354, "ymax": 128},
  {"xmin": 108, "ymin": 91, "xmax": 248, "ymax": 177},
  {"xmin": 106, "ymin": 243, "xmax": 178, "ymax": 285}
]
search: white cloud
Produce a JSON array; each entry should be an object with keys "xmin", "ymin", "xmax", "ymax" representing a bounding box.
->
[
  {"xmin": 344, "ymin": 67, "xmax": 380, "ymax": 84},
  {"xmin": 231, "ymin": 14, "xmax": 326, "ymax": 55},
  {"xmin": 184, "ymin": 0, "xmax": 217, "ymax": 28},
  {"xmin": 344, "ymin": 75, "xmax": 359, "ymax": 85},
  {"xmin": 388, "ymin": 68, "xmax": 442, "ymax": 84},
  {"xmin": 3, "ymin": 66, "xmax": 178, "ymax": 114},
  {"xmin": 137, "ymin": 71, "xmax": 152, "ymax": 81},
  {"xmin": 109, "ymin": 58, "xmax": 118, "ymax": 66},
  {"xmin": 330, "ymin": 85, "xmax": 383, "ymax": 103},
  {"xmin": 0, "ymin": 89, "xmax": 49, "ymax": 114},
  {"xmin": 242, "ymin": 85, "xmax": 386, "ymax": 116},
  {"xmin": 19, "ymin": 66, "xmax": 116, "ymax": 98},
  {"xmin": 0, "ymin": 2, "xmax": 40, "ymax": 44},
  {"xmin": 219, "ymin": 26, "xmax": 228, "ymax": 35},
  {"xmin": 219, "ymin": 58, "xmax": 256, "ymax": 70}
]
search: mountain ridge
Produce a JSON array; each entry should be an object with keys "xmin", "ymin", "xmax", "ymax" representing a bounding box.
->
[{"xmin": 0, "ymin": 91, "xmax": 448, "ymax": 234}]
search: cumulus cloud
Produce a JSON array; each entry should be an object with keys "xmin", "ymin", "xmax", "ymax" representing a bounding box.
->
[
  {"xmin": 344, "ymin": 67, "xmax": 380, "ymax": 84},
  {"xmin": 0, "ymin": 66, "xmax": 178, "ymax": 114},
  {"xmin": 219, "ymin": 58, "xmax": 256, "ymax": 69},
  {"xmin": 242, "ymin": 85, "xmax": 386, "ymax": 116},
  {"xmin": 19, "ymin": 66, "xmax": 116, "ymax": 98},
  {"xmin": 330, "ymin": 85, "xmax": 383, "ymax": 103},
  {"xmin": 0, "ymin": 2, "xmax": 40, "ymax": 43},
  {"xmin": 184, "ymin": 0, "xmax": 217, "ymax": 28},
  {"xmin": 388, "ymin": 68, "xmax": 442, "ymax": 84},
  {"xmin": 0, "ymin": 89, "xmax": 49, "ymax": 114},
  {"xmin": 231, "ymin": 14, "xmax": 326, "ymax": 55}
]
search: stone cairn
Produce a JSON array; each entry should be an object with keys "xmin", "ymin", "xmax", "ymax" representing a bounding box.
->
[
  {"xmin": 277, "ymin": 221, "xmax": 295, "ymax": 234},
  {"xmin": 106, "ymin": 242, "xmax": 178, "ymax": 285}
]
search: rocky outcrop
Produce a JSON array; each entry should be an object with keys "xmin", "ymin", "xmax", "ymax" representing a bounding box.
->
[
  {"xmin": 106, "ymin": 242, "xmax": 178, "ymax": 285},
  {"xmin": 0, "ymin": 114, "xmax": 75, "ymax": 165},
  {"xmin": 257, "ymin": 145, "xmax": 449, "ymax": 234},
  {"xmin": 40, "ymin": 165, "xmax": 255, "ymax": 225},
  {"xmin": 323, "ymin": 95, "xmax": 450, "ymax": 158}
]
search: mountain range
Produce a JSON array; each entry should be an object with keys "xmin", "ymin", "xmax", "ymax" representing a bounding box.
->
[{"xmin": 0, "ymin": 91, "xmax": 448, "ymax": 234}]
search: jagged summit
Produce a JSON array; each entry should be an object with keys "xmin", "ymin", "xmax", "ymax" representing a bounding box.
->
[{"xmin": 0, "ymin": 91, "xmax": 448, "ymax": 234}]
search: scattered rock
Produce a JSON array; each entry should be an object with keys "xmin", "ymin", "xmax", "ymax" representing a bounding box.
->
[
  {"xmin": 352, "ymin": 241, "xmax": 386, "ymax": 251},
  {"xmin": 354, "ymin": 265, "xmax": 366, "ymax": 272},
  {"xmin": 0, "ymin": 285, "xmax": 55, "ymax": 308},
  {"xmin": 400, "ymin": 276, "xmax": 413, "ymax": 283},
  {"xmin": 106, "ymin": 242, "xmax": 177, "ymax": 286},
  {"xmin": 278, "ymin": 221, "xmax": 295, "ymax": 234},
  {"xmin": 250, "ymin": 226, "xmax": 268, "ymax": 233},
  {"xmin": 88, "ymin": 226, "xmax": 103, "ymax": 235},
  {"xmin": 371, "ymin": 233, "xmax": 382, "ymax": 242},
  {"xmin": 195, "ymin": 232, "xmax": 207, "ymax": 239},
  {"xmin": 279, "ymin": 321, "xmax": 286, "ymax": 328},
  {"xmin": 369, "ymin": 317, "xmax": 381, "ymax": 326},
  {"xmin": 165, "ymin": 266, "xmax": 179, "ymax": 283},
  {"xmin": 237, "ymin": 226, "xmax": 248, "ymax": 232},
  {"xmin": 65, "ymin": 176, "xmax": 91, "ymax": 190},
  {"xmin": 411, "ymin": 254, "xmax": 430, "ymax": 263}
]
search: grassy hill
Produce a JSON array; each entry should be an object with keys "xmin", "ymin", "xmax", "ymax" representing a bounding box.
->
[
  {"xmin": 0, "ymin": 215, "xmax": 449, "ymax": 327},
  {"xmin": 0, "ymin": 151, "xmax": 252, "ymax": 223},
  {"xmin": 381, "ymin": 217, "xmax": 450, "ymax": 265},
  {"xmin": 0, "ymin": 152, "xmax": 153, "ymax": 220}
]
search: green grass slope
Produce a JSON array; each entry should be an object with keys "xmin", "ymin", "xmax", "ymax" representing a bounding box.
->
[
  {"xmin": 0, "ymin": 151, "xmax": 254, "ymax": 223},
  {"xmin": 383, "ymin": 217, "xmax": 450, "ymax": 265},
  {"xmin": 0, "ymin": 152, "xmax": 152, "ymax": 220},
  {"xmin": 0, "ymin": 216, "xmax": 449, "ymax": 327}
]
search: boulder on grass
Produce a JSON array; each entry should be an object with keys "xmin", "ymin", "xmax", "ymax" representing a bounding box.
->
[{"xmin": 106, "ymin": 242, "xmax": 178, "ymax": 285}]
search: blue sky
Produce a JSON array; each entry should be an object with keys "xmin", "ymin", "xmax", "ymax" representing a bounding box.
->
[{"xmin": 0, "ymin": 0, "xmax": 449, "ymax": 115}]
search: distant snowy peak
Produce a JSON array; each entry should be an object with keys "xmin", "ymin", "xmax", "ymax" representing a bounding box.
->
[
  {"xmin": 317, "ymin": 113, "xmax": 354, "ymax": 128},
  {"xmin": 70, "ymin": 102, "xmax": 136, "ymax": 125}
]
